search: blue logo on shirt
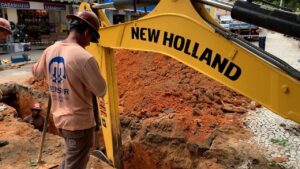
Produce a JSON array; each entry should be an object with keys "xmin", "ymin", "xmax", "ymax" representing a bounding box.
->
[{"xmin": 49, "ymin": 56, "xmax": 67, "ymax": 84}]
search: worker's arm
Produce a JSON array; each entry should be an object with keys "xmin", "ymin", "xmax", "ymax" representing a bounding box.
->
[
  {"xmin": 23, "ymin": 115, "xmax": 32, "ymax": 124},
  {"xmin": 256, "ymin": 28, "xmax": 262, "ymax": 33},
  {"xmin": 81, "ymin": 57, "xmax": 107, "ymax": 97},
  {"xmin": 32, "ymin": 49, "xmax": 47, "ymax": 80}
]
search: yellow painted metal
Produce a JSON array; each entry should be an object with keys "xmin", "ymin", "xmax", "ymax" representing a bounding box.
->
[
  {"xmin": 98, "ymin": 0, "xmax": 300, "ymax": 123},
  {"xmin": 79, "ymin": 3, "xmax": 123, "ymax": 169}
]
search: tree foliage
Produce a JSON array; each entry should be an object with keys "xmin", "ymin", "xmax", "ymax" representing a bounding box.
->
[{"xmin": 253, "ymin": 0, "xmax": 300, "ymax": 11}]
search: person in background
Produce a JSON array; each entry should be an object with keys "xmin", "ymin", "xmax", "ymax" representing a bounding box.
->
[
  {"xmin": 32, "ymin": 11, "xmax": 106, "ymax": 169},
  {"xmin": 0, "ymin": 18, "xmax": 12, "ymax": 148},
  {"xmin": 23, "ymin": 102, "xmax": 45, "ymax": 131},
  {"xmin": 0, "ymin": 18, "xmax": 11, "ymax": 42},
  {"xmin": 257, "ymin": 27, "xmax": 267, "ymax": 50}
]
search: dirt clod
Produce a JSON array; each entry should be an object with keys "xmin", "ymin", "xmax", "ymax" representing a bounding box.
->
[
  {"xmin": 273, "ymin": 156, "xmax": 287, "ymax": 163},
  {"xmin": 192, "ymin": 107, "xmax": 201, "ymax": 116}
]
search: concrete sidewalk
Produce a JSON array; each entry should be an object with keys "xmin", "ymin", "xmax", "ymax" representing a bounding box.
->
[
  {"xmin": 0, "ymin": 50, "xmax": 43, "ymax": 84},
  {"xmin": 265, "ymin": 32, "xmax": 300, "ymax": 71},
  {"xmin": 0, "ymin": 49, "xmax": 43, "ymax": 63}
]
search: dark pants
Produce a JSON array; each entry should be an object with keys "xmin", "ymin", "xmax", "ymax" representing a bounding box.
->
[
  {"xmin": 259, "ymin": 37, "xmax": 266, "ymax": 50},
  {"xmin": 59, "ymin": 127, "xmax": 94, "ymax": 169}
]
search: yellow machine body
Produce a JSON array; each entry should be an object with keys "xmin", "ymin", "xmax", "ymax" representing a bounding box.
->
[{"xmin": 79, "ymin": 1, "xmax": 300, "ymax": 168}]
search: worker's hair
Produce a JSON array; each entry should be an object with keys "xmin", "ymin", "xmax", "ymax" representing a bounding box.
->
[{"xmin": 69, "ymin": 19, "xmax": 91, "ymax": 33}]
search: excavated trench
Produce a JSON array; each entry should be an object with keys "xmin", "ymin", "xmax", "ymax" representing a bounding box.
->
[
  {"xmin": 0, "ymin": 83, "xmax": 274, "ymax": 169},
  {"xmin": 0, "ymin": 83, "xmax": 57, "ymax": 134},
  {"xmin": 0, "ymin": 50, "xmax": 279, "ymax": 169}
]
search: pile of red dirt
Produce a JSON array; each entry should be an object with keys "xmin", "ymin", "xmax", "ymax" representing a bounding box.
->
[
  {"xmin": 27, "ymin": 49, "xmax": 259, "ymax": 142},
  {"xmin": 24, "ymin": 49, "xmax": 272, "ymax": 169},
  {"xmin": 115, "ymin": 50, "xmax": 259, "ymax": 142},
  {"xmin": 113, "ymin": 50, "xmax": 270, "ymax": 168}
]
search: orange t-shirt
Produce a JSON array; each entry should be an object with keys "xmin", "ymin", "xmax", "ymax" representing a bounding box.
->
[{"xmin": 32, "ymin": 41, "xmax": 106, "ymax": 131}]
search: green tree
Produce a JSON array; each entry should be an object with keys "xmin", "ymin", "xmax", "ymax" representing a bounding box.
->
[{"xmin": 254, "ymin": 0, "xmax": 300, "ymax": 11}]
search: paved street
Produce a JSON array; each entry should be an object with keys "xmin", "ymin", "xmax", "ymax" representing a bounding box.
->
[
  {"xmin": 0, "ymin": 49, "xmax": 43, "ymax": 62},
  {"xmin": 265, "ymin": 32, "xmax": 300, "ymax": 71},
  {"xmin": 0, "ymin": 49, "xmax": 43, "ymax": 83}
]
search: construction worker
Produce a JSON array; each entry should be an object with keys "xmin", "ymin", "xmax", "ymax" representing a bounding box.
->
[
  {"xmin": 32, "ymin": 11, "xmax": 106, "ymax": 169},
  {"xmin": 23, "ymin": 102, "xmax": 45, "ymax": 131},
  {"xmin": 0, "ymin": 18, "xmax": 12, "ymax": 148}
]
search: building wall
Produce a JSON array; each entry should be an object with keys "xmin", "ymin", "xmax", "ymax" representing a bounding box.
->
[
  {"xmin": 29, "ymin": 1, "xmax": 44, "ymax": 10},
  {"xmin": 6, "ymin": 8, "xmax": 17, "ymax": 24}
]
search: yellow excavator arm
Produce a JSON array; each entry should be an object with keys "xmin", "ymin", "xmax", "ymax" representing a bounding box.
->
[{"xmin": 79, "ymin": 1, "xmax": 300, "ymax": 168}]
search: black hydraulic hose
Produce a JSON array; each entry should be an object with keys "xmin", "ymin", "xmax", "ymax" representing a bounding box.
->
[
  {"xmin": 96, "ymin": 0, "xmax": 300, "ymax": 39},
  {"xmin": 231, "ymin": 1, "xmax": 300, "ymax": 38},
  {"xmin": 195, "ymin": 0, "xmax": 300, "ymax": 38},
  {"xmin": 196, "ymin": 0, "xmax": 300, "ymax": 80},
  {"xmin": 94, "ymin": 0, "xmax": 300, "ymax": 39}
]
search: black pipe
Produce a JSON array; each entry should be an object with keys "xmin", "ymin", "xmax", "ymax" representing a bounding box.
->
[{"xmin": 231, "ymin": 1, "xmax": 300, "ymax": 38}]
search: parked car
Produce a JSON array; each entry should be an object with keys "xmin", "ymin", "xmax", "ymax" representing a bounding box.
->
[{"xmin": 219, "ymin": 15, "xmax": 259, "ymax": 41}]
